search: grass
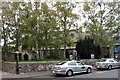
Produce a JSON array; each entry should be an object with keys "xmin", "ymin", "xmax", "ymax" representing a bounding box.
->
[
  {"xmin": 4, "ymin": 59, "xmax": 69, "ymax": 62},
  {"xmin": 3, "ymin": 59, "xmax": 97, "ymax": 62},
  {"xmin": 19, "ymin": 59, "xmax": 64, "ymax": 62}
]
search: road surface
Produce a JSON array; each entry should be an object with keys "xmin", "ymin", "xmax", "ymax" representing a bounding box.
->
[{"xmin": 2, "ymin": 69, "xmax": 120, "ymax": 80}]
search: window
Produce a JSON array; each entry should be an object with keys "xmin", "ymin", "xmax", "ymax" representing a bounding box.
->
[
  {"xmin": 98, "ymin": 59, "xmax": 106, "ymax": 62},
  {"xmin": 56, "ymin": 62, "xmax": 66, "ymax": 65},
  {"xmin": 77, "ymin": 62, "xmax": 83, "ymax": 66},
  {"xmin": 109, "ymin": 60, "xmax": 114, "ymax": 62},
  {"xmin": 68, "ymin": 62, "xmax": 77, "ymax": 66},
  {"xmin": 115, "ymin": 59, "xmax": 118, "ymax": 62}
]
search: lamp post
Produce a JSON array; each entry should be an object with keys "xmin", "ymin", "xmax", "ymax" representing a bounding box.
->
[
  {"xmin": 5, "ymin": 21, "xmax": 20, "ymax": 74},
  {"xmin": 14, "ymin": 8, "xmax": 21, "ymax": 74},
  {"xmin": 15, "ymin": 51, "xmax": 20, "ymax": 74},
  {"xmin": 15, "ymin": 22, "xmax": 20, "ymax": 74},
  {"xmin": 5, "ymin": 9, "xmax": 20, "ymax": 74},
  {"xmin": 5, "ymin": 22, "xmax": 20, "ymax": 74}
]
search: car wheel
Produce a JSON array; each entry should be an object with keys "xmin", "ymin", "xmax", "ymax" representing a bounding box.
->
[
  {"xmin": 86, "ymin": 68, "xmax": 92, "ymax": 73},
  {"xmin": 66, "ymin": 70, "xmax": 73, "ymax": 77},
  {"xmin": 108, "ymin": 65, "xmax": 112, "ymax": 70}
]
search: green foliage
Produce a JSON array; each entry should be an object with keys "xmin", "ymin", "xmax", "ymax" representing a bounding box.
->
[
  {"xmin": 55, "ymin": 2, "xmax": 78, "ymax": 59},
  {"xmin": 1, "ymin": 2, "xmax": 119, "ymax": 60},
  {"xmin": 82, "ymin": 2, "xmax": 119, "ymax": 57},
  {"xmin": 83, "ymin": 2, "xmax": 90, "ymax": 11},
  {"xmin": 76, "ymin": 37, "xmax": 101, "ymax": 59}
]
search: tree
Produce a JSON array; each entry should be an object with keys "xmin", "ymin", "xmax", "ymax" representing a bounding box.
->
[
  {"xmin": 19, "ymin": 2, "xmax": 62, "ymax": 59},
  {"xmin": 36, "ymin": 2, "xmax": 61, "ymax": 58},
  {"xmin": 1, "ymin": 2, "xmax": 21, "ymax": 60},
  {"xmin": 55, "ymin": 2, "xmax": 78, "ymax": 59},
  {"xmin": 1, "ymin": 2, "xmax": 65, "ymax": 60},
  {"xmin": 76, "ymin": 37, "xmax": 100, "ymax": 59},
  {"xmin": 82, "ymin": 2, "xmax": 119, "ymax": 58}
]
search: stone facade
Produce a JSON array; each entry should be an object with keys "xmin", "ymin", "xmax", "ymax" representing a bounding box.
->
[
  {"xmin": 2, "ymin": 62, "xmax": 57, "ymax": 73},
  {"xmin": 2, "ymin": 60, "xmax": 97, "ymax": 74}
]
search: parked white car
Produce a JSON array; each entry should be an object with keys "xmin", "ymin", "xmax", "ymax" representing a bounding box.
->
[
  {"xmin": 49, "ymin": 60, "xmax": 93, "ymax": 77},
  {"xmin": 96, "ymin": 58, "xmax": 120, "ymax": 70}
]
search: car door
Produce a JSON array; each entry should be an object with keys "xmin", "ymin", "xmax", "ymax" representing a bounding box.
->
[
  {"xmin": 76, "ymin": 61, "xmax": 86, "ymax": 72},
  {"xmin": 68, "ymin": 62, "xmax": 78, "ymax": 72},
  {"xmin": 113, "ymin": 59, "xmax": 119, "ymax": 68},
  {"xmin": 109, "ymin": 59, "xmax": 117, "ymax": 68}
]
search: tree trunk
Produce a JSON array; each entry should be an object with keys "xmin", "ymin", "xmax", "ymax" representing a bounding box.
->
[
  {"xmin": 45, "ymin": 29, "xmax": 48, "ymax": 59},
  {"xmin": 63, "ymin": 13, "xmax": 67, "ymax": 59},
  {"xmin": 63, "ymin": 41, "xmax": 66, "ymax": 59}
]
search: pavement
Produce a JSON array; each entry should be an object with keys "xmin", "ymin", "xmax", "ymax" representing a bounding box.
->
[{"xmin": 1, "ymin": 70, "xmax": 52, "ymax": 79}]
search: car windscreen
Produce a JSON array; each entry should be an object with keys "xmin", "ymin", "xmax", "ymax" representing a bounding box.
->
[
  {"xmin": 98, "ymin": 59, "xmax": 106, "ymax": 62},
  {"xmin": 56, "ymin": 62, "xmax": 66, "ymax": 65}
]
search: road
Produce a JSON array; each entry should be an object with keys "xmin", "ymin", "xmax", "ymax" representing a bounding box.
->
[
  {"xmin": 2, "ymin": 69, "xmax": 120, "ymax": 80},
  {"xmin": 29, "ymin": 69, "xmax": 120, "ymax": 78}
]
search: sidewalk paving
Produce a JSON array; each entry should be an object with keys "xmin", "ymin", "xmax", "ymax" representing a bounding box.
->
[{"xmin": 1, "ymin": 71, "xmax": 52, "ymax": 79}]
